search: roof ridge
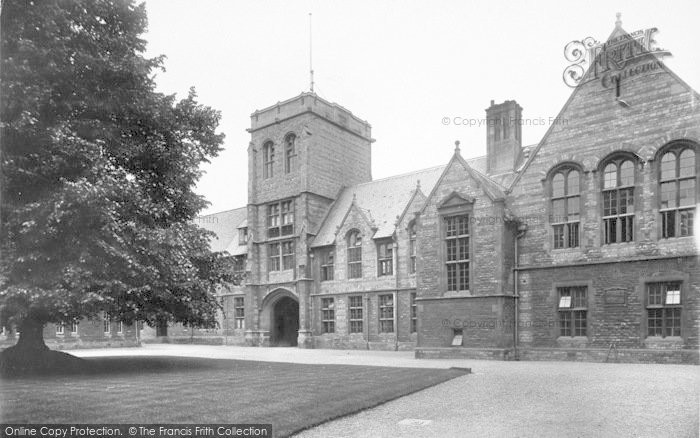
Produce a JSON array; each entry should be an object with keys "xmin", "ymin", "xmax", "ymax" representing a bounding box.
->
[
  {"xmin": 351, "ymin": 164, "xmax": 446, "ymax": 188},
  {"xmin": 196, "ymin": 206, "xmax": 247, "ymax": 218}
]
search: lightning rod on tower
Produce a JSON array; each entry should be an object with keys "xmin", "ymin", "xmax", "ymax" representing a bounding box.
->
[{"xmin": 309, "ymin": 12, "xmax": 314, "ymax": 93}]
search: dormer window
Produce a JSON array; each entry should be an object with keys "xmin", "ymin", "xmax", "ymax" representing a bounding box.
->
[
  {"xmin": 347, "ymin": 230, "xmax": 362, "ymax": 279},
  {"xmin": 376, "ymin": 239, "xmax": 393, "ymax": 276},
  {"xmin": 319, "ymin": 248, "xmax": 334, "ymax": 281},
  {"xmin": 408, "ymin": 221, "xmax": 417, "ymax": 274},
  {"xmin": 263, "ymin": 141, "xmax": 274, "ymax": 178},
  {"xmin": 238, "ymin": 227, "xmax": 248, "ymax": 245}
]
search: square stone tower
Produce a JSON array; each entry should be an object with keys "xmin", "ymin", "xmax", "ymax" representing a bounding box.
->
[{"xmin": 244, "ymin": 92, "xmax": 373, "ymax": 347}]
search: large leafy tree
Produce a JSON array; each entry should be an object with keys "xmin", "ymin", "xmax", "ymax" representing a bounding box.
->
[{"xmin": 0, "ymin": 0, "xmax": 230, "ymax": 367}]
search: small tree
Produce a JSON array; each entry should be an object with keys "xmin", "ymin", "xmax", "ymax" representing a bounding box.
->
[{"xmin": 0, "ymin": 0, "xmax": 230, "ymax": 370}]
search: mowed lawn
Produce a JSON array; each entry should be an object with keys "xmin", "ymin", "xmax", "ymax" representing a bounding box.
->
[{"xmin": 0, "ymin": 356, "xmax": 467, "ymax": 437}]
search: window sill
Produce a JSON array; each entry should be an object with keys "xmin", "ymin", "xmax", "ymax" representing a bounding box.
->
[
  {"xmin": 602, "ymin": 240, "xmax": 635, "ymax": 246},
  {"xmin": 644, "ymin": 336, "xmax": 684, "ymax": 349},
  {"xmin": 444, "ymin": 290, "xmax": 471, "ymax": 297}
]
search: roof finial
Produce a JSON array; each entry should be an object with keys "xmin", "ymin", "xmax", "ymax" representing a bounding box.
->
[
  {"xmin": 416, "ymin": 179, "xmax": 421, "ymax": 190},
  {"xmin": 454, "ymin": 140, "xmax": 461, "ymax": 154},
  {"xmin": 615, "ymin": 12, "xmax": 622, "ymax": 28}
]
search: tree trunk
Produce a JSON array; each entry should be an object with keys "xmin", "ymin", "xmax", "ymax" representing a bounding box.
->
[
  {"xmin": 1, "ymin": 317, "xmax": 83, "ymax": 376},
  {"xmin": 16, "ymin": 317, "xmax": 49, "ymax": 351}
]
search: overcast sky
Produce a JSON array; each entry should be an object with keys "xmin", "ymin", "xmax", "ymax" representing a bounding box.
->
[{"xmin": 143, "ymin": 0, "xmax": 700, "ymax": 215}]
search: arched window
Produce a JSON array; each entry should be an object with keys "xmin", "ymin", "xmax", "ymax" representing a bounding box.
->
[
  {"xmin": 284, "ymin": 133, "xmax": 297, "ymax": 173},
  {"xmin": 602, "ymin": 157, "xmax": 636, "ymax": 244},
  {"xmin": 408, "ymin": 221, "xmax": 417, "ymax": 274},
  {"xmin": 347, "ymin": 230, "xmax": 362, "ymax": 279},
  {"xmin": 659, "ymin": 143, "xmax": 697, "ymax": 238},
  {"xmin": 551, "ymin": 167, "xmax": 580, "ymax": 249},
  {"xmin": 263, "ymin": 141, "xmax": 274, "ymax": 178}
]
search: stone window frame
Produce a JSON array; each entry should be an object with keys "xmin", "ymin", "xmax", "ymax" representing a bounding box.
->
[
  {"xmin": 657, "ymin": 140, "xmax": 698, "ymax": 239},
  {"xmin": 284, "ymin": 132, "xmax": 297, "ymax": 174},
  {"xmin": 410, "ymin": 292, "xmax": 417, "ymax": 333},
  {"xmin": 348, "ymin": 295, "xmax": 363, "ymax": 334},
  {"xmin": 262, "ymin": 140, "xmax": 274, "ymax": 179},
  {"xmin": 103, "ymin": 315, "xmax": 111, "ymax": 335},
  {"xmin": 547, "ymin": 164, "xmax": 582, "ymax": 250},
  {"xmin": 281, "ymin": 240, "xmax": 295, "ymax": 270},
  {"xmin": 408, "ymin": 220, "xmax": 417, "ymax": 275},
  {"xmin": 319, "ymin": 247, "xmax": 334, "ymax": 281},
  {"xmin": 550, "ymin": 279, "xmax": 594, "ymax": 341},
  {"xmin": 70, "ymin": 320, "xmax": 78, "ymax": 335},
  {"xmin": 233, "ymin": 296, "xmax": 245, "ymax": 329},
  {"xmin": 56, "ymin": 322, "xmax": 65, "ymax": 336},
  {"xmin": 600, "ymin": 153, "xmax": 639, "ymax": 245},
  {"xmin": 268, "ymin": 242, "xmax": 281, "ymax": 271},
  {"xmin": 266, "ymin": 199, "xmax": 294, "ymax": 238},
  {"xmin": 346, "ymin": 229, "xmax": 363, "ymax": 279},
  {"xmin": 638, "ymin": 272, "xmax": 689, "ymax": 341},
  {"xmin": 376, "ymin": 238, "xmax": 394, "ymax": 277},
  {"xmin": 378, "ymin": 293, "xmax": 394, "ymax": 333},
  {"xmin": 437, "ymin": 198, "xmax": 474, "ymax": 295},
  {"xmin": 321, "ymin": 297, "xmax": 335, "ymax": 334},
  {"xmin": 557, "ymin": 285, "xmax": 588, "ymax": 337},
  {"xmin": 117, "ymin": 321, "xmax": 123, "ymax": 335}
]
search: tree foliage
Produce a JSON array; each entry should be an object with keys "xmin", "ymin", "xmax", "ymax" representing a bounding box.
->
[{"xmin": 0, "ymin": 0, "xmax": 230, "ymax": 336}]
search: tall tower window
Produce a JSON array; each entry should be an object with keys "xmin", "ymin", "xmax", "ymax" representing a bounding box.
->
[
  {"xmin": 347, "ymin": 230, "xmax": 362, "ymax": 279},
  {"xmin": 263, "ymin": 141, "xmax": 274, "ymax": 178},
  {"xmin": 285, "ymin": 133, "xmax": 297, "ymax": 173},
  {"xmin": 267, "ymin": 200, "xmax": 294, "ymax": 238},
  {"xmin": 551, "ymin": 167, "xmax": 580, "ymax": 249},
  {"xmin": 268, "ymin": 241, "xmax": 294, "ymax": 272},
  {"xmin": 602, "ymin": 158, "xmax": 635, "ymax": 244},
  {"xmin": 659, "ymin": 143, "xmax": 696, "ymax": 238}
]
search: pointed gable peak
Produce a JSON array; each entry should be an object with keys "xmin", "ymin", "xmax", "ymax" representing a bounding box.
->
[{"xmin": 438, "ymin": 191, "xmax": 475, "ymax": 209}]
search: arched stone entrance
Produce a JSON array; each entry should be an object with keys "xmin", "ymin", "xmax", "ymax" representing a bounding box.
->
[{"xmin": 271, "ymin": 296, "xmax": 299, "ymax": 346}]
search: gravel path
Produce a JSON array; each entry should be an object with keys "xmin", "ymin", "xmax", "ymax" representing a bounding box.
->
[{"xmin": 295, "ymin": 360, "xmax": 699, "ymax": 438}]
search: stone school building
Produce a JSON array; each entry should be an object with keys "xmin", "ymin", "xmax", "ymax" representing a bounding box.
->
[
  {"xmin": 6, "ymin": 20, "xmax": 696, "ymax": 363},
  {"xmin": 160, "ymin": 21, "xmax": 698, "ymax": 364}
]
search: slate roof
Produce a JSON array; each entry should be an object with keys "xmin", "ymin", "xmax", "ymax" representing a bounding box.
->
[
  {"xmin": 311, "ymin": 165, "xmax": 445, "ymax": 247},
  {"xmin": 193, "ymin": 207, "xmax": 248, "ymax": 255}
]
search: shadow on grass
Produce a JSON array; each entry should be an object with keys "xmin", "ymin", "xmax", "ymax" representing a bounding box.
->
[{"xmin": 0, "ymin": 351, "xmax": 234, "ymax": 379}]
